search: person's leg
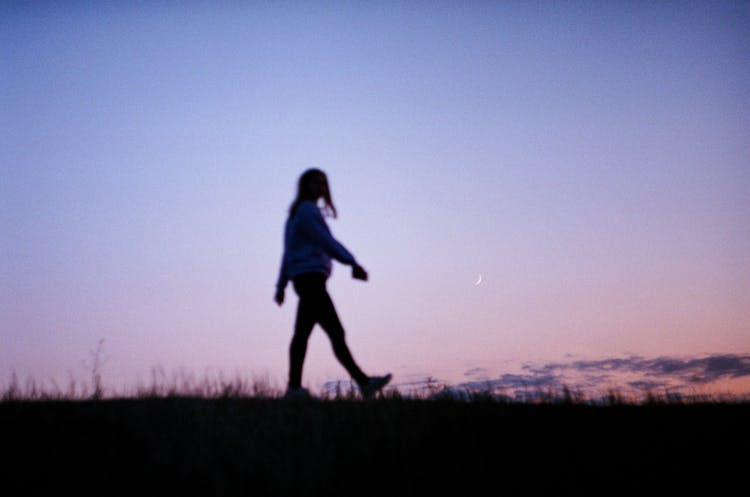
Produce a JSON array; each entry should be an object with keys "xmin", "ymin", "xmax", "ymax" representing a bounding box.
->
[
  {"xmin": 288, "ymin": 276, "xmax": 318, "ymax": 390},
  {"xmin": 316, "ymin": 283, "xmax": 369, "ymax": 387}
]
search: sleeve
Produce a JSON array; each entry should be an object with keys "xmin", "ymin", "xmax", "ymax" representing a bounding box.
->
[
  {"xmin": 297, "ymin": 202, "xmax": 358, "ymax": 266},
  {"xmin": 276, "ymin": 253, "xmax": 289, "ymax": 292}
]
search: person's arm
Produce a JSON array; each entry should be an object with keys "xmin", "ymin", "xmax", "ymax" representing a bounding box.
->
[
  {"xmin": 274, "ymin": 254, "xmax": 288, "ymax": 305},
  {"xmin": 276, "ymin": 254, "xmax": 289, "ymax": 290},
  {"xmin": 296, "ymin": 202, "xmax": 358, "ymax": 266}
]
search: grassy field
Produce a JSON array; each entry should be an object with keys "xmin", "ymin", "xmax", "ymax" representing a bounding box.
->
[{"xmin": 2, "ymin": 390, "xmax": 747, "ymax": 496}]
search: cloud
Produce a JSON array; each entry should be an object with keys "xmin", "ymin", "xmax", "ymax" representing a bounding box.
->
[
  {"xmin": 463, "ymin": 367, "xmax": 488, "ymax": 378},
  {"xmin": 452, "ymin": 353, "xmax": 750, "ymax": 398},
  {"xmin": 522, "ymin": 354, "xmax": 750, "ymax": 384},
  {"xmin": 564, "ymin": 354, "xmax": 750, "ymax": 384},
  {"xmin": 457, "ymin": 374, "xmax": 559, "ymax": 391},
  {"xmin": 492, "ymin": 373, "xmax": 562, "ymax": 390},
  {"xmin": 321, "ymin": 353, "xmax": 750, "ymax": 400},
  {"xmin": 454, "ymin": 373, "xmax": 566, "ymax": 401},
  {"xmin": 627, "ymin": 380, "xmax": 669, "ymax": 391},
  {"xmin": 689, "ymin": 354, "xmax": 750, "ymax": 382}
]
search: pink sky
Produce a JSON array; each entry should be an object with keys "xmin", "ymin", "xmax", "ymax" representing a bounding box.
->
[{"xmin": 2, "ymin": 2, "xmax": 749, "ymax": 398}]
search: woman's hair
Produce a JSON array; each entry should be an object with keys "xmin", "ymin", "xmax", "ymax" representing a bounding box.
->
[{"xmin": 289, "ymin": 168, "xmax": 338, "ymax": 218}]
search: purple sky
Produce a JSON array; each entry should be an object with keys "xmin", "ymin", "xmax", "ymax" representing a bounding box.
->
[{"xmin": 2, "ymin": 2, "xmax": 749, "ymax": 396}]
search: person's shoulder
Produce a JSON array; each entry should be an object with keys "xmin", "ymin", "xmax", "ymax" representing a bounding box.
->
[
  {"xmin": 297, "ymin": 200, "xmax": 321, "ymax": 215},
  {"xmin": 292, "ymin": 201, "xmax": 324, "ymax": 224}
]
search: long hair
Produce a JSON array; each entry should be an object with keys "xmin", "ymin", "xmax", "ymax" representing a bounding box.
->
[{"xmin": 288, "ymin": 168, "xmax": 338, "ymax": 219}]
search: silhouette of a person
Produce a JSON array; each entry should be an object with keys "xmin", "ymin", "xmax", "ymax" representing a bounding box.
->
[{"xmin": 275, "ymin": 168, "xmax": 391, "ymax": 399}]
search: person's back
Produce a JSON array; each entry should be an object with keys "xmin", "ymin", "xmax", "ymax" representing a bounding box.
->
[{"xmin": 278, "ymin": 200, "xmax": 357, "ymax": 289}]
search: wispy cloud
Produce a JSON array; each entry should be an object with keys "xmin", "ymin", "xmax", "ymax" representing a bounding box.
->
[
  {"xmin": 442, "ymin": 353, "xmax": 750, "ymax": 399},
  {"xmin": 463, "ymin": 367, "xmax": 488, "ymax": 378},
  {"xmin": 523, "ymin": 354, "xmax": 750, "ymax": 385},
  {"xmin": 327, "ymin": 353, "xmax": 750, "ymax": 400},
  {"xmin": 627, "ymin": 380, "xmax": 669, "ymax": 391},
  {"xmin": 460, "ymin": 373, "xmax": 562, "ymax": 392}
]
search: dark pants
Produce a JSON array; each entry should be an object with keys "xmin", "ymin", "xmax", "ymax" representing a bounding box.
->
[{"xmin": 289, "ymin": 272, "xmax": 368, "ymax": 389}]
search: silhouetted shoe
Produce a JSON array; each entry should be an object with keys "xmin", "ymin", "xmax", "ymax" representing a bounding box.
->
[
  {"xmin": 360, "ymin": 374, "xmax": 392, "ymax": 399},
  {"xmin": 284, "ymin": 387, "xmax": 313, "ymax": 400}
]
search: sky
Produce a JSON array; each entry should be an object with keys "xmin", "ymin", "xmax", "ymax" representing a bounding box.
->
[{"xmin": 2, "ymin": 1, "xmax": 749, "ymax": 398}]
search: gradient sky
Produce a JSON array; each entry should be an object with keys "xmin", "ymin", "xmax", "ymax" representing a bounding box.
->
[{"xmin": 2, "ymin": 1, "xmax": 749, "ymax": 397}]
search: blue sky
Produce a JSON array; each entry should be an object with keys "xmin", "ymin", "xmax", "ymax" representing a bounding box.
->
[{"xmin": 2, "ymin": 1, "xmax": 749, "ymax": 395}]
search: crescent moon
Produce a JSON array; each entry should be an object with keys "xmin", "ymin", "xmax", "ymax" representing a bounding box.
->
[{"xmin": 474, "ymin": 273, "xmax": 483, "ymax": 286}]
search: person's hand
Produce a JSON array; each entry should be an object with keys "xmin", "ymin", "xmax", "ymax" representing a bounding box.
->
[
  {"xmin": 274, "ymin": 289, "xmax": 285, "ymax": 306},
  {"xmin": 352, "ymin": 264, "xmax": 368, "ymax": 281}
]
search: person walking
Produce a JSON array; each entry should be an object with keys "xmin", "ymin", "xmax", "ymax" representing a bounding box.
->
[{"xmin": 275, "ymin": 168, "xmax": 391, "ymax": 399}]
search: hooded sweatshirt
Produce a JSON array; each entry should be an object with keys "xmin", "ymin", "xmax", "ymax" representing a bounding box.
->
[{"xmin": 276, "ymin": 200, "xmax": 358, "ymax": 292}]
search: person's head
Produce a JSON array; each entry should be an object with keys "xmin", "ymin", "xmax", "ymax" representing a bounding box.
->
[{"xmin": 289, "ymin": 168, "xmax": 337, "ymax": 218}]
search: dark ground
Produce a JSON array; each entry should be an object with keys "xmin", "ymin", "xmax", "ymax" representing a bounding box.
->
[{"xmin": 2, "ymin": 397, "xmax": 747, "ymax": 496}]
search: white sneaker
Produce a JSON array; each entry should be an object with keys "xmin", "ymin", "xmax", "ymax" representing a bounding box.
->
[
  {"xmin": 284, "ymin": 387, "xmax": 313, "ymax": 400},
  {"xmin": 360, "ymin": 374, "xmax": 392, "ymax": 399}
]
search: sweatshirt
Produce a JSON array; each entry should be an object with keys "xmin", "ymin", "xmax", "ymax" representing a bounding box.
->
[{"xmin": 276, "ymin": 200, "xmax": 358, "ymax": 291}]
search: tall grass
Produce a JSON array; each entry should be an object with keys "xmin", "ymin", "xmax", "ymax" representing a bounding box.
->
[{"xmin": 2, "ymin": 369, "xmax": 746, "ymax": 404}]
